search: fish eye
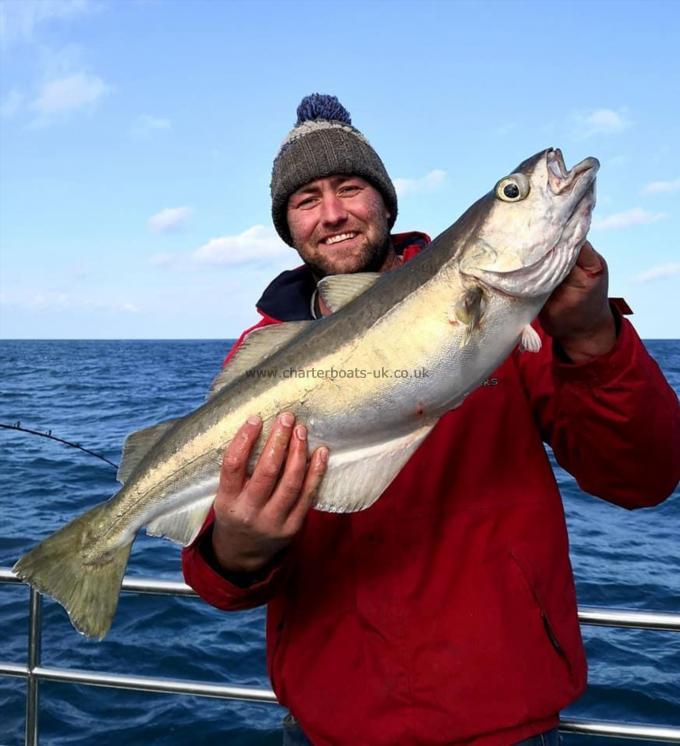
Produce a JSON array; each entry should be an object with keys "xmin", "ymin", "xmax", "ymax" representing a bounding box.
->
[{"xmin": 495, "ymin": 173, "xmax": 530, "ymax": 202}]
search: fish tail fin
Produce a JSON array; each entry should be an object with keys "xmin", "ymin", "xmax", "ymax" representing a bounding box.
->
[{"xmin": 13, "ymin": 504, "xmax": 132, "ymax": 639}]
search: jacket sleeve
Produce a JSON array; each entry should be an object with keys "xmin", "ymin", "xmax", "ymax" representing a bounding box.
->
[
  {"xmin": 518, "ymin": 311, "xmax": 680, "ymax": 508},
  {"xmin": 182, "ymin": 509, "xmax": 291, "ymax": 611},
  {"xmin": 182, "ymin": 314, "xmax": 289, "ymax": 610}
]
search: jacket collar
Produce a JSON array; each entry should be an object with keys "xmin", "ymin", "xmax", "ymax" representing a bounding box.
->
[{"xmin": 255, "ymin": 231, "xmax": 431, "ymax": 322}]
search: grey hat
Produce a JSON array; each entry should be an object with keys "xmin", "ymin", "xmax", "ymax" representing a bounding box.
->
[{"xmin": 270, "ymin": 94, "xmax": 398, "ymax": 246}]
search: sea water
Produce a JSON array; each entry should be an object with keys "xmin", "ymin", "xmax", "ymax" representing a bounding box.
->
[{"xmin": 0, "ymin": 339, "xmax": 678, "ymax": 745}]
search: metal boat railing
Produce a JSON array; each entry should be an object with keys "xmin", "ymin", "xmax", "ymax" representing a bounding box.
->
[{"xmin": 1, "ymin": 567, "xmax": 679, "ymax": 744}]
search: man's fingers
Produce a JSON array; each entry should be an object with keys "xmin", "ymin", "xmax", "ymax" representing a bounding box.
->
[
  {"xmin": 575, "ymin": 241, "xmax": 605, "ymax": 276},
  {"xmin": 552, "ymin": 242, "xmax": 605, "ymax": 296},
  {"xmin": 217, "ymin": 410, "xmax": 327, "ymax": 526},
  {"xmin": 284, "ymin": 446, "xmax": 329, "ymax": 532},
  {"xmin": 266, "ymin": 422, "xmax": 311, "ymax": 517},
  {"xmin": 243, "ymin": 412, "xmax": 296, "ymax": 508},
  {"xmin": 218, "ymin": 415, "xmax": 262, "ymax": 500}
]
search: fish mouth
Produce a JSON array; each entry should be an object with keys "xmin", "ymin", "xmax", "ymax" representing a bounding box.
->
[
  {"xmin": 547, "ymin": 148, "xmax": 600, "ymax": 195},
  {"xmin": 464, "ymin": 150, "xmax": 599, "ymax": 298},
  {"xmin": 488, "ymin": 188, "xmax": 595, "ymax": 297}
]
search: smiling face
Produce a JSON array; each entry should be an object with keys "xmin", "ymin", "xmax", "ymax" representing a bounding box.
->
[{"xmin": 286, "ymin": 175, "xmax": 393, "ymax": 277}]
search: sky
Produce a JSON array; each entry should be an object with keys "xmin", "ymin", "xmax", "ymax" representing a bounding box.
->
[{"xmin": 0, "ymin": 0, "xmax": 678, "ymax": 339}]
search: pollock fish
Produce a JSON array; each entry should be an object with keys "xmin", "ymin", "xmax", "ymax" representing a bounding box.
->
[{"xmin": 14, "ymin": 148, "xmax": 599, "ymax": 638}]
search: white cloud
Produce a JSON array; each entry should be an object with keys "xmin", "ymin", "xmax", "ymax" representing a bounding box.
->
[
  {"xmin": 0, "ymin": 0, "xmax": 94, "ymax": 46},
  {"xmin": 573, "ymin": 108, "xmax": 631, "ymax": 139},
  {"xmin": 632, "ymin": 262, "xmax": 680, "ymax": 284},
  {"xmin": 31, "ymin": 72, "xmax": 110, "ymax": 123},
  {"xmin": 591, "ymin": 207, "xmax": 666, "ymax": 230},
  {"xmin": 148, "ymin": 207, "xmax": 194, "ymax": 233},
  {"xmin": 192, "ymin": 225, "xmax": 290, "ymax": 265},
  {"xmin": 131, "ymin": 114, "xmax": 171, "ymax": 138},
  {"xmin": 641, "ymin": 178, "xmax": 680, "ymax": 195},
  {"xmin": 393, "ymin": 169, "xmax": 446, "ymax": 198},
  {"xmin": 1, "ymin": 90, "xmax": 26, "ymax": 118}
]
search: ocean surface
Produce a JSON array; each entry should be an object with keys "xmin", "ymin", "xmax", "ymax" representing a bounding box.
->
[{"xmin": 0, "ymin": 339, "xmax": 678, "ymax": 746}]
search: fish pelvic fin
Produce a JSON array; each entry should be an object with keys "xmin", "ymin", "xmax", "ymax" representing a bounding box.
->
[
  {"xmin": 13, "ymin": 504, "xmax": 132, "ymax": 640},
  {"xmin": 519, "ymin": 323, "xmax": 542, "ymax": 353}
]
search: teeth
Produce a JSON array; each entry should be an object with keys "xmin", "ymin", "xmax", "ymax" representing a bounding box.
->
[{"xmin": 324, "ymin": 233, "xmax": 355, "ymax": 245}]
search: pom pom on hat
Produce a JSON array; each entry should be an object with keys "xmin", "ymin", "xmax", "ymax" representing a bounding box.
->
[{"xmin": 296, "ymin": 93, "xmax": 352, "ymax": 126}]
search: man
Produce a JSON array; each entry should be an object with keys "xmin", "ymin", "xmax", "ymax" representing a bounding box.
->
[{"xmin": 183, "ymin": 94, "xmax": 679, "ymax": 745}]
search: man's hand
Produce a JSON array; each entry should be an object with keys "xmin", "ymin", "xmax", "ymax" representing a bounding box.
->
[
  {"xmin": 211, "ymin": 413, "xmax": 328, "ymax": 575},
  {"xmin": 539, "ymin": 241, "xmax": 616, "ymax": 363}
]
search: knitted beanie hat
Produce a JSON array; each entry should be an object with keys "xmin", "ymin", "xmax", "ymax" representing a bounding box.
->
[{"xmin": 270, "ymin": 93, "xmax": 398, "ymax": 246}]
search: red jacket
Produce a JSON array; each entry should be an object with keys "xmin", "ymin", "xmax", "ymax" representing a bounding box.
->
[{"xmin": 183, "ymin": 233, "xmax": 680, "ymax": 745}]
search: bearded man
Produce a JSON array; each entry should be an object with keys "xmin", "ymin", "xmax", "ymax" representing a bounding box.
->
[{"xmin": 183, "ymin": 94, "xmax": 679, "ymax": 746}]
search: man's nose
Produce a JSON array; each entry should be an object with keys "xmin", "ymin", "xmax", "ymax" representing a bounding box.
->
[{"xmin": 319, "ymin": 194, "xmax": 348, "ymax": 225}]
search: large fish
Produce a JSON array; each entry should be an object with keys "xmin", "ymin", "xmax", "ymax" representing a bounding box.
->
[{"xmin": 14, "ymin": 148, "xmax": 599, "ymax": 638}]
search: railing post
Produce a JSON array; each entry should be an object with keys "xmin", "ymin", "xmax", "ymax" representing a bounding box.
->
[{"xmin": 25, "ymin": 587, "xmax": 42, "ymax": 746}]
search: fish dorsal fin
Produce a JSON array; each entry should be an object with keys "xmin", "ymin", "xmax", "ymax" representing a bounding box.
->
[
  {"xmin": 117, "ymin": 418, "xmax": 179, "ymax": 484},
  {"xmin": 317, "ymin": 273, "xmax": 381, "ymax": 313},
  {"xmin": 208, "ymin": 321, "xmax": 314, "ymax": 399}
]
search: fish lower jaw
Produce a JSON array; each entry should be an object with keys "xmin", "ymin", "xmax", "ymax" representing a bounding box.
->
[
  {"xmin": 467, "ymin": 242, "xmax": 579, "ymax": 298},
  {"xmin": 464, "ymin": 199, "xmax": 594, "ymax": 298}
]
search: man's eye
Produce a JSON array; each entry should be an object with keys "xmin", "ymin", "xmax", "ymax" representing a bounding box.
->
[
  {"xmin": 339, "ymin": 185, "xmax": 361, "ymax": 196},
  {"xmin": 297, "ymin": 197, "xmax": 317, "ymax": 208}
]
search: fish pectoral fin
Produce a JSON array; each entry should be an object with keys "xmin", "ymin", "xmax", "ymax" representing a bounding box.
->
[
  {"xmin": 519, "ymin": 324, "xmax": 542, "ymax": 353},
  {"xmin": 13, "ymin": 503, "xmax": 132, "ymax": 639},
  {"xmin": 314, "ymin": 424, "xmax": 434, "ymax": 513},
  {"xmin": 118, "ymin": 418, "xmax": 180, "ymax": 484},
  {"xmin": 317, "ymin": 273, "xmax": 381, "ymax": 313},
  {"xmin": 145, "ymin": 496, "xmax": 214, "ymax": 546},
  {"xmin": 208, "ymin": 321, "xmax": 314, "ymax": 399},
  {"xmin": 453, "ymin": 286, "xmax": 485, "ymax": 349}
]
